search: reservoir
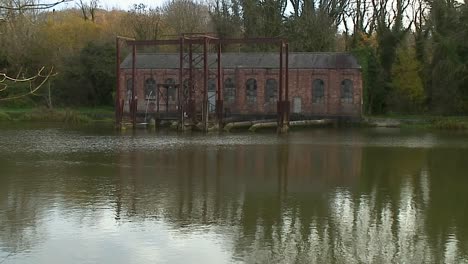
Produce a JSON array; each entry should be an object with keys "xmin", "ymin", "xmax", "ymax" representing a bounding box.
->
[{"xmin": 1, "ymin": 125, "xmax": 467, "ymax": 263}]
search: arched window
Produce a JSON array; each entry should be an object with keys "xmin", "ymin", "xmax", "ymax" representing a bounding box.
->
[
  {"xmin": 165, "ymin": 78, "xmax": 176, "ymax": 100},
  {"xmin": 246, "ymin": 78, "xmax": 257, "ymax": 103},
  {"xmin": 126, "ymin": 78, "xmax": 133, "ymax": 99},
  {"xmin": 144, "ymin": 78, "xmax": 156, "ymax": 99},
  {"xmin": 265, "ymin": 79, "xmax": 278, "ymax": 103},
  {"xmin": 312, "ymin": 79, "xmax": 325, "ymax": 104},
  {"xmin": 208, "ymin": 79, "xmax": 216, "ymax": 92},
  {"xmin": 341, "ymin": 79, "xmax": 353, "ymax": 103},
  {"xmin": 224, "ymin": 78, "xmax": 236, "ymax": 103}
]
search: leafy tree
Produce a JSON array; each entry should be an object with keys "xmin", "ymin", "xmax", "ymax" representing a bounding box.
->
[
  {"xmin": 428, "ymin": 0, "xmax": 467, "ymax": 113},
  {"xmin": 390, "ymin": 46, "xmax": 425, "ymax": 113},
  {"xmin": 54, "ymin": 42, "xmax": 115, "ymax": 106}
]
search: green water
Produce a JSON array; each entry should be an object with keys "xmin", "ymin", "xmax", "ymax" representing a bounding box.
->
[{"xmin": 0, "ymin": 125, "xmax": 468, "ymax": 263}]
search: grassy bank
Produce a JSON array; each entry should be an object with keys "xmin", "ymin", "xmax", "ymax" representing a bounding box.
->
[
  {"xmin": 365, "ymin": 115, "xmax": 468, "ymax": 130},
  {"xmin": 0, "ymin": 107, "xmax": 114, "ymax": 124}
]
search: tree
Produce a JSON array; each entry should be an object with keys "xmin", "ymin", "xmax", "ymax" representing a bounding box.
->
[
  {"xmin": 0, "ymin": 0, "xmax": 70, "ymax": 12},
  {"xmin": 0, "ymin": 0, "xmax": 70, "ymax": 103},
  {"xmin": 209, "ymin": 0, "xmax": 242, "ymax": 40},
  {"xmin": 53, "ymin": 42, "xmax": 115, "ymax": 106},
  {"xmin": 428, "ymin": 0, "xmax": 467, "ymax": 113},
  {"xmin": 163, "ymin": 0, "xmax": 212, "ymax": 35},
  {"xmin": 125, "ymin": 3, "xmax": 163, "ymax": 40},
  {"xmin": 389, "ymin": 46, "xmax": 425, "ymax": 112},
  {"xmin": 77, "ymin": 0, "xmax": 99, "ymax": 22}
]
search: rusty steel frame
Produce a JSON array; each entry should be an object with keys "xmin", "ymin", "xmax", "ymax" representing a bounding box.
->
[{"xmin": 115, "ymin": 35, "xmax": 290, "ymax": 131}]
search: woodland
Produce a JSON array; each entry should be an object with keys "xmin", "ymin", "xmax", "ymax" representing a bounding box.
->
[{"xmin": 0, "ymin": 0, "xmax": 467, "ymax": 115}]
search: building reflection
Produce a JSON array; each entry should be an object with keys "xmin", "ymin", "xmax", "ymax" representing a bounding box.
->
[
  {"xmin": 1, "ymin": 134, "xmax": 468, "ymax": 263},
  {"xmin": 112, "ymin": 141, "xmax": 468, "ymax": 263}
]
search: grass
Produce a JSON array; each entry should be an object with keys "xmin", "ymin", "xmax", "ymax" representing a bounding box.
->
[
  {"xmin": 0, "ymin": 107, "xmax": 114, "ymax": 124},
  {"xmin": 366, "ymin": 114, "xmax": 468, "ymax": 130}
]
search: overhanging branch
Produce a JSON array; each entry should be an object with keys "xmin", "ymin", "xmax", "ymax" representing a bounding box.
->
[
  {"xmin": 0, "ymin": 67, "xmax": 58, "ymax": 101},
  {"xmin": 0, "ymin": 0, "xmax": 72, "ymax": 11}
]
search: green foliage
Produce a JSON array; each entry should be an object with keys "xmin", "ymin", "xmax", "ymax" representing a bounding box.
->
[
  {"xmin": 428, "ymin": 0, "xmax": 468, "ymax": 114},
  {"xmin": 2, "ymin": 0, "xmax": 468, "ymax": 117},
  {"xmin": 53, "ymin": 42, "xmax": 116, "ymax": 107},
  {"xmin": 352, "ymin": 46, "xmax": 386, "ymax": 115},
  {"xmin": 389, "ymin": 47, "xmax": 425, "ymax": 113}
]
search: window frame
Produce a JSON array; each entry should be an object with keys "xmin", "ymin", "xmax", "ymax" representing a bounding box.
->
[
  {"xmin": 312, "ymin": 79, "xmax": 325, "ymax": 104},
  {"xmin": 245, "ymin": 78, "xmax": 257, "ymax": 104},
  {"xmin": 340, "ymin": 79, "xmax": 354, "ymax": 104}
]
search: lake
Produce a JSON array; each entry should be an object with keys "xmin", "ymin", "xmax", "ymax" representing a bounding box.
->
[{"xmin": 1, "ymin": 124, "xmax": 468, "ymax": 263}]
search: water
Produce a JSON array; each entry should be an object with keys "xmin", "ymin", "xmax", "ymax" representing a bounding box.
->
[{"xmin": 1, "ymin": 124, "xmax": 468, "ymax": 263}]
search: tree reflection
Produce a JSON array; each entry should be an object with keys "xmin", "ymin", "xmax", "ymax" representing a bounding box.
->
[{"xmin": 1, "ymin": 133, "xmax": 468, "ymax": 263}]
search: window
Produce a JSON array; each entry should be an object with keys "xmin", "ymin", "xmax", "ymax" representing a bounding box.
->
[
  {"xmin": 265, "ymin": 79, "xmax": 278, "ymax": 103},
  {"xmin": 145, "ymin": 78, "xmax": 156, "ymax": 99},
  {"xmin": 208, "ymin": 79, "xmax": 216, "ymax": 92},
  {"xmin": 341, "ymin": 79, "xmax": 353, "ymax": 103},
  {"xmin": 246, "ymin": 78, "xmax": 257, "ymax": 103},
  {"xmin": 208, "ymin": 79, "xmax": 216, "ymax": 112},
  {"xmin": 224, "ymin": 78, "xmax": 236, "ymax": 103},
  {"xmin": 312, "ymin": 79, "xmax": 325, "ymax": 104},
  {"xmin": 165, "ymin": 78, "xmax": 176, "ymax": 100},
  {"xmin": 126, "ymin": 78, "xmax": 133, "ymax": 99}
]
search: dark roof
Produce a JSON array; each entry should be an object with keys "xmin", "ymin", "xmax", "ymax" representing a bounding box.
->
[{"xmin": 120, "ymin": 52, "xmax": 361, "ymax": 69}]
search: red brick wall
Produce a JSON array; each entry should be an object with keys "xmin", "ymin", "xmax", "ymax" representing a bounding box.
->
[{"xmin": 119, "ymin": 67, "xmax": 362, "ymax": 118}]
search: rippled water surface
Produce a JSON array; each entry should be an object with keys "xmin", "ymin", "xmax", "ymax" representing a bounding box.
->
[{"xmin": 1, "ymin": 124, "xmax": 468, "ymax": 263}]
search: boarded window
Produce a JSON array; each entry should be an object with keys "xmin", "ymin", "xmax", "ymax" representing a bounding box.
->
[
  {"xmin": 145, "ymin": 78, "xmax": 156, "ymax": 99},
  {"xmin": 246, "ymin": 78, "xmax": 257, "ymax": 103},
  {"xmin": 165, "ymin": 78, "xmax": 176, "ymax": 100},
  {"xmin": 224, "ymin": 78, "xmax": 236, "ymax": 103},
  {"xmin": 265, "ymin": 79, "xmax": 278, "ymax": 103},
  {"xmin": 312, "ymin": 79, "xmax": 325, "ymax": 104},
  {"xmin": 340, "ymin": 79, "xmax": 353, "ymax": 103}
]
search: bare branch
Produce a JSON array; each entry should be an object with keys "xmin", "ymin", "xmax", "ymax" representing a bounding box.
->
[
  {"xmin": 0, "ymin": 0, "xmax": 72, "ymax": 11},
  {"xmin": 0, "ymin": 67, "xmax": 58, "ymax": 101}
]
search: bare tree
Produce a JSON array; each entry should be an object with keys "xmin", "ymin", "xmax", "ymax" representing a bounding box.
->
[
  {"xmin": 0, "ymin": 0, "xmax": 71, "ymax": 11},
  {"xmin": 0, "ymin": 67, "xmax": 56, "ymax": 101},
  {"xmin": 125, "ymin": 3, "xmax": 162, "ymax": 40},
  {"xmin": 0, "ymin": 0, "xmax": 68, "ymax": 102},
  {"xmin": 163, "ymin": 0, "xmax": 212, "ymax": 35},
  {"xmin": 77, "ymin": 0, "xmax": 99, "ymax": 22}
]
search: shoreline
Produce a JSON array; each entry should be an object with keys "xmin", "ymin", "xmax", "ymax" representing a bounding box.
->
[
  {"xmin": 1, "ymin": 107, "xmax": 468, "ymax": 131},
  {"xmin": 0, "ymin": 107, "xmax": 114, "ymax": 124}
]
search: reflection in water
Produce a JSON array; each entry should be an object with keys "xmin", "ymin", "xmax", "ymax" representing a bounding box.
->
[{"xmin": 0, "ymin": 128, "xmax": 468, "ymax": 263}]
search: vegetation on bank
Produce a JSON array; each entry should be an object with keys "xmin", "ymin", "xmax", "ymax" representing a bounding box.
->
[
  {"xmin": 1, "ymin": 0, "xmax": 468, "ymax": 117},
  {"xmin": 1, "ymin": 106, "xmax": 468, "ymax": 132},
  {"xmin": 0, "ymin": 107, "xmax": 114, "ymax": 124},
  {"xmin": 364, "ymin": 115, "xmax": 468, "ymax": 130}
]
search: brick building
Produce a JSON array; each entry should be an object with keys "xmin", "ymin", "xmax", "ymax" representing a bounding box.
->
[{"xmin": 119, "ymin": 52, "xmax": 362, "ymax": 119}]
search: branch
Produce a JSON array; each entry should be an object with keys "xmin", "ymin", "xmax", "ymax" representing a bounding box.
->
[
  {"xmin": 0, "ymin": 67, "xmax": 58, "ymax": 101},
  {"xmin": 0, "ymin": 0, "xmax": 72, "ymax": 11}
]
